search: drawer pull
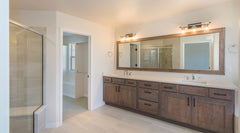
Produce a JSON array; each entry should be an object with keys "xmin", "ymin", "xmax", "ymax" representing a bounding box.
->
[
  {"xmin": 127, "ymin": 82, "xmax": 134, "ymax": 84},
  {"xmin": 144, "ymin": 91, "xmax": 152, "ymax": 94},
  {"xmin": 115, "ymin": 86, "xmax": 118, "ymax": 92},
  {"xmin": 187, "ymin": 97, "xmax": 190, "ymax": 106},
  {"xmin": 118, "ymin": 86, "xmax": 121, "ymax": 92},
  {"xmin": 144, "ymin": 103, "xmax": 152, "ymax": 106},
  {"xmin": 193, "ymin": 98, "xmax": 196, "ymax": 107},
  {"xmin": 214, "ymin": 93, "xmax": 227, "ymax": 96},
  {"xmin": 164, "ymin": 86, "xmax": 173, "ymax": 89},
  {"xmin": 144, "ymin": 84, "xmax": 152, "ymax": 87}
]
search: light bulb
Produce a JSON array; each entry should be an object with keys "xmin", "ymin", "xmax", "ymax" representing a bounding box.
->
[
  {"xmin": 133, "ymin": 36, "xmax": 138, "ymax": 40},
  {"xmin": 120, "ymin": 37, "xmax": 126, "ymax": 41},
  {"xmin": 181, "ymin": 30, "xmax": 185, "ymax": 34},
  {"xmin": 205, "ymin": 26, "xmax": 209, "ymax": 31},
  {"xmin": 192, "ymin": 28, "xmax": 196, "ymax": 32}
]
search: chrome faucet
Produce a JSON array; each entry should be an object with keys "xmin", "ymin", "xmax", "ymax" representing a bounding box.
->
[
  {"xmin": 191, "ymin": 74, "xmax": 196, "ymax": 80},
  {"xmin": 124, "ymin": 70, "xmax": 128, "ymax": 76},
  {"xmin": 184, "ymin": 74, "xmax": 197, "ymax": 80}
]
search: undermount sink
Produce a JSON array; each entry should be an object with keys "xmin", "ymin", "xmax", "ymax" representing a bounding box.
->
[{"xmin": 180, "ymin": 80, "xmax": 207, "ymax": 85}]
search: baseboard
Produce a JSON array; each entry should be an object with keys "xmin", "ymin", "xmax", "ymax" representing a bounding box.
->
[
  {"xmin": 234, "ymin": 115, "xmax": 238, "ymax": 133},
  {"xmin": 91, "ymin": 102, "xmax": 105, "ymax": 111},
  {"xmin": 45, "ymin": 121, "xmax": 61, "ymax": 129},
  {"xmin": 63, "ymin": 93, "xmax": 75, "ymax": 98}
]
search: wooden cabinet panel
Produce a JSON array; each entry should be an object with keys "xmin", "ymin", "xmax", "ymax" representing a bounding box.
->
[
  {"xmin": 179, "ymin": 85, "xmax": 208, "ymax": 97},
  {"xmin": 125, "ymin": 80, "xmax": 137, "ymax": 87},
  {"xmin": 112, "ymin": 78, "xmax": 125, "ymax": 84},
  {"xmin": 138, "ymin": 99, "xmax": 158, "ymax": 115},
  {"xmin": 192, "ymin": 96, "xmax": 234, "ymax": 133},
  {"xmin": 209, "ymin": 89, "xmax": 234, "ymax": 101},
  {"xmin": 138, "ymin": 81, "xmax": 158, "ymax": 90},
  {"xmin": 103, "ymin": 83, "xmax": 118, "ymax": 104},
  {"xmin": 160, "ymin": 91, "xmax": 191, "ymax": 124},
  {"xmin": 103, "ymin": 76, "xmax": 235, "ymax": 133},
  {"xmin": 118, "ymin": 86, "xmax": 136, "ymax": 109},
  {"xmin": 103, "ymin": 77, "xmax": 111, "ymax": 83},
  {"xmin": 161, "ymin": 83, "xmax": 177, "ymax": 92},
  {"xmin": 138, "ymin": 88, "xmax": 159, "ymax": 102}
]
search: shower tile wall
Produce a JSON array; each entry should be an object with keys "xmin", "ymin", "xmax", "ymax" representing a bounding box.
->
[{"xmin": 10, "ymin": 26, "xmax": 42, "ymax": 108}]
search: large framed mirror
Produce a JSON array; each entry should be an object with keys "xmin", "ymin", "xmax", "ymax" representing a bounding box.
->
[{"xmin": 117, "ymin": 28, "xmax": 225, "ymax": 74}]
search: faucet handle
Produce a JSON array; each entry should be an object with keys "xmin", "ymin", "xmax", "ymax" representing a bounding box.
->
[
  {"xmin": 129, "ymin": 72, "xmax": 132, "ymax": 76},
  {"xmin": 184, "ymin": 75, "xmax": 190, "ymax": 80}
]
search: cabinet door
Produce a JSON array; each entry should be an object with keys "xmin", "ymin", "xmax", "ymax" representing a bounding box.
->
[
  {"xmin": 160, "ymin": 91, "xmax": 191, "ymax": 124},
  {"xmin": 192, "ymin": 96, "xmax": 234, "ymax": 133},
  {"xmin": 103, "ymin": 83, "xmax": 118, "ymax": 104},
  {"xmin": 118, "ymin": 86, "xmax": 136, "ymax": 109}
]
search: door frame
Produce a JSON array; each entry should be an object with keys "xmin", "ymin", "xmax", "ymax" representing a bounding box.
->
[{"xmin": 59, "ymin": 28, "xmax": 92, "ymax": 124}]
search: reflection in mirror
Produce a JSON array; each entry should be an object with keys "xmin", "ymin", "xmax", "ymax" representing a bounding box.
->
[{"xmin": 118, "ymin": 32, "xmax": 220, "ymax": 71}]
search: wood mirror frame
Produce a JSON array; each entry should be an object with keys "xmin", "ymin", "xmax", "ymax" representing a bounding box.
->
[{"xmin": 117, "ymin": 28, "xmax": 225, "ymax": 75}]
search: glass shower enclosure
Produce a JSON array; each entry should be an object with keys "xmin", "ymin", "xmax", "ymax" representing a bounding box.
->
[{"xmin": 9, "ymin": 21, "xmax": 43, "ymax": 133}]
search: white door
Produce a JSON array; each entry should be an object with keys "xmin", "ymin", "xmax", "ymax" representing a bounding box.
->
[{"xmin": 75, "ymin": 42, "xmax": 88, "ymax": 98}]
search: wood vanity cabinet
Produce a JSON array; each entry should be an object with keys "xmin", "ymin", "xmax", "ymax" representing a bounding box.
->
[
  {"xmin": 192, "ymin": 96, "xmax": 234, "ymax": 133},
  {"xmin": 103, "ymin": 76, "xmax": 235, "ymax": 133},
  {"xmin": 103, "ymin": 77, "xmax": 136, "ymax": 109},
  {"xmin": 160, "ymin": 84, "xmax": 234, "ymax": 133},
  {"xmin": 160, "ymin": 91, "xmax": 192, "ymax": 124},
  {"xmin": 103, "ymin": 83, "xmax": 118, "ymax": 104},
  {"xmin": 118, "ymin": 85, "xmax": 136, "ymax": 109}
]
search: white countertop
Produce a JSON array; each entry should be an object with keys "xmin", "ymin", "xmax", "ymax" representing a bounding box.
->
[{"xmin": 104, "ymin": 74, "xmax": 238, "ymax": 91}]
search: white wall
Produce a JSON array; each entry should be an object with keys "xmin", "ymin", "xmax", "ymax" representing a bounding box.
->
[
  {"xmin": 10, "ymin": 10, "xmax": 60, "ymax": 128},
  {"xmin": 116, "ymin": 2, "xmax": 239, "ymax": 115},
  {"xmin": 0, "ymin": 0, "xmax": 9, "ymax": 133},
  {"xmin": 57, "ymin": 11, "xmax": 115, "ymax": 110},
  {"xmin": 10, "ymin": 10, "xmax": 115, "ymax": 128}
]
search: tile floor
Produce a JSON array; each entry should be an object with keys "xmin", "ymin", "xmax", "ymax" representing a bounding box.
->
[{"xmin": 44, "ymin": 96, "xmax": 201, "ymax": 133}]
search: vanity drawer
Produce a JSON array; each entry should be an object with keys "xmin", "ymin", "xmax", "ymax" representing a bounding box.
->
[
  {"xmin": 138, "ymin": 88, "xmax": 159, "ymax": 102},
  {"xmin": 138, "ymin": 81, "xmax": 158, "ymax": 90},
  {"xmin": 138, "ymin": 99, "xmax": 158, "ymax": 115},
  {"xmin": 112, "ymin": 78, "xmax": 125, "ymax": 85},
  {"xmin": 125, "ymin": 80, "xmax": 137, "ymax": 86},
  {"xmin": 161, "ymin": 83, "xmax": 177, "ymax": 92},
  {"xmin": 209, "ymin": 89, "xmax": 234, "ymax": 101},
  {"xmin": 103, "ymin": 77, "xmax": 111, "ymax": 83},
  {"xmin": 179, "ymin": 85, "xmax": 208, "ymax": 97}
]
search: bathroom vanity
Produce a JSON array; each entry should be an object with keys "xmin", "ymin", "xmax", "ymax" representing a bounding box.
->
[
  {"xmin": 105, "ymin": 27, "xmax": 237, "ymax": 133},
  {"xmin": 103, "ymin": 75, "xmax": 236, "ymax": 133}
]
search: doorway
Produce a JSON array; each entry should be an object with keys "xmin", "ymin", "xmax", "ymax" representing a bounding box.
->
[{"xmin": 62, "ymin": 32, "xmax": 89, "ymax": 121}]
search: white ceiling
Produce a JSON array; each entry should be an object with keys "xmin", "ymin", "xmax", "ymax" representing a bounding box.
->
[{"xmin": 10, "ymin": 0, "xmax": 234, "ymax": 27}]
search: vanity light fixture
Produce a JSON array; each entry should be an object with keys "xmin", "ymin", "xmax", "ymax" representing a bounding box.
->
[
  {"xmin": 180, "ymin": 22, "xmax": 211, "ymax": 33},
  {"xmin": 120, "ymin": 33, "xmax": 138, "ymax": 41}
]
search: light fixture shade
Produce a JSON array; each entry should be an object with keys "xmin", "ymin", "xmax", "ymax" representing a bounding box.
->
[
  {"xmin": 120, "ymin": 33, "xmax": 137, "ymax": 41},
  {"xmin": 179, "ymin": 22, "xmax": 211, "ymax": 33}
]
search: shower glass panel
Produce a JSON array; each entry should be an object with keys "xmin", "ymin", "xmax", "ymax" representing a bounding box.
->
[{"xmin": 10, "ymin": 22, "xmax": 43, "ymax": 133}]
